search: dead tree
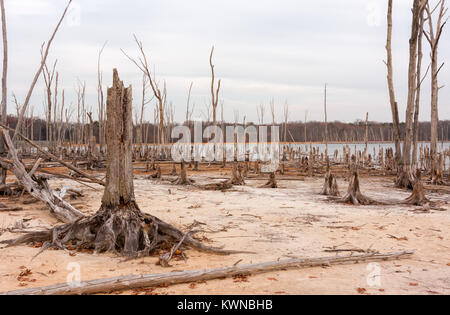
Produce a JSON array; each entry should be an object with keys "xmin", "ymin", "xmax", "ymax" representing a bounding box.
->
[
  {"xmin": 385, "ymin": 0, "xmax": 402, "ymax": 167},
  {"xmin": 339, "ymin": 169, "xmax": 379, "ymax": 205},
  {"xmin": 230, "ymin": 162, "xmax": 245, "ymax": 185},
  {"xmin": 396, "ymin": 0, "xmax": 428, "ymax": 189},
  {"xmin": 0, "ymin": 129, "xmax": 84, "ymax": 223},
  {"xmin": 209, "ymin": 46, "xmax": 221, "ymax": 134},
  {"xmin": 97, "ymin": 41, "xmax": 107, "ymax": 153},
  {"xmin": 172, "ymin": 161, "xmax": 193, "ymax": 185},
  {"xmin": 1, "ymin": 70, "xmax": 235, "ymax": 258},
  {"xmin": 402, "ymin": 169, "xmax": 430, "ymax": 205},
  {"xmin": 122, "ymin": 35, "xmax": 166, "ymax": 145},
  {"xmin": 424, "ymin": 0, "xmax": 448, "ymax": 184},
  {"xmin": 412, "ymin": 8, "xmax": 427, "ymax": 167},
  {"xmin": 320, "ymin": 161, "xmax": 340, "ymax": 196},
  {"xmin": 324, "ymin": 84, "xmax": 328, "ymax": 157},
  {"xmin": 260, "ymin": 172, "xmax": 277, "ymax": 188},
  {"xmin": 13, "ymin": 0, "xmax": 72, "ymax": 143},
  {"xmin": 0, "ymin": 0, "xmax": 7, "ymax": 185}
]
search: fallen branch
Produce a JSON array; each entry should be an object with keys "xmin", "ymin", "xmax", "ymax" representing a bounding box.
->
[
  {"xmin": 0, "ymin": 128, "xmax": 84, "ymax": 223},
  {"xmin": 1, "ymin": 250, "xmax": 414, "ymax": 295},
  {"xmin": 1, "ymin": 123, "xmax": 104, "ymax": 186}
]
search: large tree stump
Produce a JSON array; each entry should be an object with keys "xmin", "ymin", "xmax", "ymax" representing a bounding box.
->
[
  {"xmin": 1, "ymin": 70, "xmax": 232, "ymax": 258},
  {"xmin": 403, "ymin": 170, "xmax": 430, "ymax": 206},
  {"xmin": 339, "ymin": 170, "xmax": 379, "ymax": 205},
  {"xmin": 172, "ymin": 161, "xmax": 193, "ymax": 185},
  {"xmin": 230, "ymin": 162, "xmax": 245, "ymax": 185},
  {"xmin": 260, "ymin": 172, "xmax": 277, "ymax": 188},
  {"xmin": 320, "ymin": 162, "xmax": 339, "ymax": 196}
]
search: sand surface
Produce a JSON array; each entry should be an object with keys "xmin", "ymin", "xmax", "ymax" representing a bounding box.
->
[{"xmin": 0, "ymin": 169, "xmax": 449, "ymax": 295}]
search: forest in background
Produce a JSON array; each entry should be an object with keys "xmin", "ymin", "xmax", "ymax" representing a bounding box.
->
[{"xmin": 5, "ymin": 113, "xmax": 450, "ymax": 144}]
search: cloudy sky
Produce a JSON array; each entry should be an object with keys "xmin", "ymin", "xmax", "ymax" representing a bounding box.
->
[{"xmin": 3, "ymin": 0, "xmax": 450, "ymax": 124}]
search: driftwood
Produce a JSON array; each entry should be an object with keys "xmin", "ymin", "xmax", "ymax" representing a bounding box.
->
[
  {"xmin": 0, "ymin": 250, "xmax": 414, "ymax": 295},
  {"xmin": 0, "ymin": 128, "xmax": 84, "ymax": 223},
  {"xmin": 199, "ymin": 180, "xmax": 233, "ymax": 191},
  {"xmin": 0, "ymin": 202, "xmax": 23, "ymax": 211}
]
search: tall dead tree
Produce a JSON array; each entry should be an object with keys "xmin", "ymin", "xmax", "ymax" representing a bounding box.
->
[
  {"xmin": 42, "ymin": 59, "xmax": 57, "ymax": 149},
  {"xmin": 396, "ymin": 0, "xmax": 427, "ymax": 189},
  {"xmin": 0, "ymin": 0, "xmax": 7, "ymax": 185},
  {"xmin": 97, "ymin": 41, "xmax": 107, "ymax": 153},
  {"xmin": 13, "ymin": 0, "xmax": 72, "ymax": 143},
  {"xmin": 122, "ymin": 35, "xmax": 166, "ymax": 145},
  {"xmin": 412, "ymin": 8, "xmax": 428, "ymax": 167},
  {"xmin": 324, "ymin": 84, "xmax": 328, "ymax": 157},
  {"xmin": 185, "ymin": 82, "xmax": 194, "ymax": 124},
  {"xmin": 385, "ymin": 0, "xmax": 402, "ymax": 167},
  {"xmin": 424, "ymin": 0, "xmax": 448, "ymax": 184},
  {"xmin": 210, "ymin": 46, "xmax": 221, "ymax": 134}
]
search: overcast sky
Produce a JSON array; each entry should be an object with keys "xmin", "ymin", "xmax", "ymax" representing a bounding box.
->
[{"xmin": 3, "ymin": 0, "xmax": 450, "ymax": 124}]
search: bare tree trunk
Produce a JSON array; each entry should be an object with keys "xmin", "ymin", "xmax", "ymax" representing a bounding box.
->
[
  {"xmin": 0, "ymin": 0, "xmax": 7, "ymax": 184},
  {"xmin": 412, "ymin": 9, "xmax": 426, "ymax": 168},
  {"xmin": 385, "ymin": 0, "xmax": 402, "ymax": 166},
  {"xmin": 210, "ymin": 46, "xmax": 221, "ymax": 134},
  {"xmin": 424, "ymin": 0, "xmax": 447, "ymax": 184},
  {"xmin": 397, "ymin": 0, "xmax": 426, "ymax": 189},
  {"xmin": 102, "ymin": 69, "xmax": 135, "ymax": 207},
  {"xmin": 324, "ymin": 84, "xmax": 328, "ymax": 157},
  {"xmin": 13, "ymin": 0, "xmax": 72, "ymax": 142},
  {"xmin": 97, "ymin": 41, "xmax": 107, "ymax": 154}
]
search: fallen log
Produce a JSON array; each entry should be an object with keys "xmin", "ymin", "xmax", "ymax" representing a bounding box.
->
[
  {"xmin": 0, "ymin": 129, "xmax": 84, "ymax": 223},
  {"xmin": 1, "ymin": 250, "xmax": 414, "ymax": 295},
  {"xmin": 0, "ymin": 123, "xmax": 105, "ymax": 186}
]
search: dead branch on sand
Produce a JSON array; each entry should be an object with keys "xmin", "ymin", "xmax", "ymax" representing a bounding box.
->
[{"xmin": 1, "ymin": 250, "xmax": 414, "ymax": 295}]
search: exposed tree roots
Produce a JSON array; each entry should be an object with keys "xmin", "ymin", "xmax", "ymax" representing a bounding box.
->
[
  {"xmin": 171, "ymin": 162, "xmax": 194, "ymax": 185},
  {"xmin": 260, "ymin": 172, "xmax": 277, "ymax": 188},
  {"xmin": 395, "ymin": 165, "xmax": 415, "ymax": 190},
  {"xmin": 402, "ymin": 170, "xmax": 430, "ymax": 206},
  {"xmin": 0, "ymin": 202, "xmax": 245, "ymax": 258},
  {"xmin": 338, "ymin": 171, "xmax": 380, "ymax": 205}
]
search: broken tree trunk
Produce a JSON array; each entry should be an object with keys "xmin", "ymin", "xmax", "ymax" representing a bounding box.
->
[
  {"xmin": 1, "ymin": 250, "xmax": 414, "ymax": 295},
  {"xmin": 230, "ymin": 162, "xmax": 245, "ymax": 185},
  {"xmin": 320, "ymin": 161, "xmax": 339, "ymax": 196},
  {"xmin": 1, "ymin": 70, "xmax": 236, "ymax": 258},
  {"xmin": 260, "ymin": 172, "xmax": 277, "ymax": 188},
  {"xmin": 172, "ymin": 161, "xmax": 193, "ymax": 185},
  {"xmin": 339, "ymin": 170, "xmax": 379, "ymax": 205},
  {"xmin": 402, "ymin": 169, "xmax": 430, "ymax": 206}
]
